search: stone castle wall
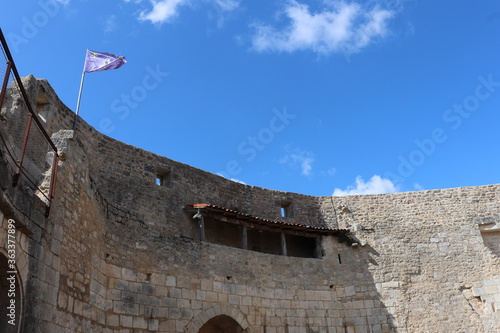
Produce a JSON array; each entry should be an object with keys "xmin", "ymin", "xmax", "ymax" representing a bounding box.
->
[{"xmin": 0, "ymin": 76, "xmax": 498, "ymax": 332}]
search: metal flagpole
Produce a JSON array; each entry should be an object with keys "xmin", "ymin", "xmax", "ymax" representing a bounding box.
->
[
  {"xmin": 73, "ymin": 70, "xmax": 86, "ymax": 131},
  {"xmin": 72, "ymin": 49, "xmax": 126, "ymax": 131}
]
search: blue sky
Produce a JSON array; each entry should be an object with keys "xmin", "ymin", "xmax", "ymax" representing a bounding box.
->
[{"xmin": 2, "ymin": 0, "xmax": 500, "ymax": 196}]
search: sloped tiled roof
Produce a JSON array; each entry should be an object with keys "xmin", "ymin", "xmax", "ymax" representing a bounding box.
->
[{"xmin": 184, "ymin": 203, "xmax": 349, "ymax": 235}]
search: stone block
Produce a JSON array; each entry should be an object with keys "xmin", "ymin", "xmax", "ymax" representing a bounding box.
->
[
  {"xmin": 201, "ymin": 279, "xmax": 213, "ymax": 291},
  {"xmin": 114, "ymin": 279, "xmax": 129, "ymax": 291},
  {"xmin": 484, "ymin": 286, "xmax": 499, "ymax": 294},
  {"xmin": 120, "ymin": 315, "xmax": 133, "ymax": 327},
  {"xmin": 345, "ymin": 286, "xmax": 356, "ymax": 296},
  {"xmin": 181, "ymin": 308, "xmax": 193, "ymax": 319},
  {"xmin": 150, "ymin": 273, "xmax": 165, "ymax": 285},
  {"xmin": 133, "ymin": 316, "xmax": 148, "ymax": 329},
  {"xmin": 196, "ymin": 290, "xmax": 206, "ymax": 300},
  {"xmin": 163, "ymin": 297, "xmax": 177, "ymax": 307},
  {"xmin": 176, "ymin": 320, "xmax": 190, "ymax": 332},
  {"xmin": 142, "ymin": 282, "xmax": 155, "ymax": 295},
  {"xmin": 241, "ymin": 296, "xmax": 252, "ymax": 306},
  {"xmin": 114, "ymin": 301, "xmax": 139, "ymax": 315},
  {"xmin": 149, "ymin": 319, "xmax": 159, "ymax": 331},
  {"xmin": 229, "ymin": 294, "xmax": 239, "ymax": 305},
  {"xmin": 381, "ymin": 281, "xmax": 399, "ymax": 289},
  {"xmin": 182, "ymin": 288, "xmax": 195, "ymax": 299},
  {"xmin": 137, "ymin": 293, "xmax": 150, "ymax": 304},
  {"xmin": 235, "ymin": 284, "xmax": 246, "ymax": 295},
  {"xmin": 107, "ymin": 314, "xmax": 119, "ymax": 326},
  {"xmin": 166, "ymin": 276, "xmax": 176, "ymax": 287},
  {"xmin": 169, "ymin": 308, "xmax": 181, "ymax": 319},
  {"xmin": 206, "ymin": 291, "xmax": 218, "ymax": 302},
  {"xmin": 107, "ymin": 289, "xmax": 121, "ymax": 301},
  {"xmin": 122, "ymin": 267, "xmax": 137, "ymax": 281},
  {"xmin": 177, "ymin": 299, "xmax": 191, "ymax": 308}
]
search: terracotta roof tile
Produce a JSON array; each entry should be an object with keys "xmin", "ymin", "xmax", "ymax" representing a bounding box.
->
[{"xmin": 184, "ymin": 203, "xmax": 349, "ymax": 235}]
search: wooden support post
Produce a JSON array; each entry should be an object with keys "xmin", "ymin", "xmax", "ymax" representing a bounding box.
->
[
  {"xmin": 242, "ymin": 226, "xmax": 248, "ymax": 250},
  {"xmin": 199, "ymin": 214, "xmax": 205, "ymax": 242},
  {"xmin": 281, "ymin": 232, "xmax": 287, "ymax": 256},
  {"xmin": 315, "ymin": 237, "xmax": 323, "ymax": 259}
]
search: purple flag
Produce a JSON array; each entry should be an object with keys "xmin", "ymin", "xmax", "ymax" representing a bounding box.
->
[{"xmin": 83, "ymin": 49, "xmax": 127, "ymax": 73}]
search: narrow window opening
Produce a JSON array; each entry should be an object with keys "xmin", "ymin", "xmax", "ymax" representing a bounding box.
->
[
  {"xmin": 280, "ymin": 200, "xmax": 292, "ymax": 218},
  {"xmin": 156, "ymin": 166, "xmax": 172, "ymax": 187},
  {"xmin": 338, "ymin": 253, "xmax": 342, "ymax": 264},
  {"xmin": 36, "ymin": 91, "xmax": 50, "ymax": 123}
]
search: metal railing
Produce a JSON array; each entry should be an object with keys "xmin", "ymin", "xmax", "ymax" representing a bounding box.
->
[{"xmin": 0, "ymin": 28, "xmax": 59, "ymax": 217}]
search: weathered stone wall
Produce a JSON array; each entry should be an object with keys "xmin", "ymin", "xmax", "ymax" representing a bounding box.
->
[
  {"xmin": 0, "ymin": 76, "xmax": 498, "ymax": 332},
  {"xmin": 327, "ymin": 188, "xmax": 500, "ymax": 332}
]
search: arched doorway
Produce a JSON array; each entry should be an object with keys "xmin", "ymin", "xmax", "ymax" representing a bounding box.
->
[
  {"xmin": 0, "ymin": 252, "xmax": 21, "ymax": 333},
  {"xmin": 199, "ymin": 315, "xmax": 245, "ymax": 333}
]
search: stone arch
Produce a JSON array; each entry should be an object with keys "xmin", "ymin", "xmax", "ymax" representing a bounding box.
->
[
  {"xmin": 0, "ymin": 250, "xmax": 22, "ymax": 333},
  {"xmin": 199, "ymin": 315, "xmax": 244, "ymax": 333},
  {"xmin": 185, "ymin": 304, "xmax": 252, "ymax": 333}
]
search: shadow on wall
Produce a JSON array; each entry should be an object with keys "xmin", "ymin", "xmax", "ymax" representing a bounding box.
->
[
  {"xmin": 476, "ymin": 217, "xmax": 500, "ymax": 257},
  {"xmin": 334, "ymin": 242, "xmax": 398, "ymax": 333}
]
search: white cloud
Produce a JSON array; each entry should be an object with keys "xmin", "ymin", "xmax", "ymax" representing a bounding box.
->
[
  {"xmin": 280, "ymin": 147, "xmax": 315, "ymax": 176},
  {"xmin": 229, "ymin": 178, "xmax": 246, "ymax": 184},
  {"xmin": 413, "ymin": 183, "xmax": 424, "ymax": 191},
  {"xmin": 251, "ymin": 0, "xmax": 395, "ymax": 55},
  {"xmin": 132, "ymin": 0, "xmax": 239, "ymax": 24},
  {"xmin": 103, "ymin": 15, "xmax": 118, "ymax": 33},
  {"xmin": 138, "ymin": 0, "xmax": 188, "ymax": 24},
  {"xmin": 214, "ymin": 0, "xmax": 239, "ymax": 12},
  {"xmin": 217, "ymin": 173, "xmax": 246, "ymax": 184},
  {"xmin": 321, "ymin": 167, "xmax": 337, "ymax": 177},
  {"xmin": 332, "ymin": 175, "xmax": 399, "ymax": 196},
  {"xmin": 210, "ymin": 0, "xmax": 240, "ymax": 28}
]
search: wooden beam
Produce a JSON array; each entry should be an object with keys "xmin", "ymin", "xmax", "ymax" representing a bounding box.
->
[
  {"xmin": 184, "ymin": 206, "xmax": 347, "ymax": 237},
  {"xmin": 281, "ymin": 232, "xmax": 287, "ymax": 256},
  {"xmin": 242, "ymin": 226, "xmax": 248, "ymax": 250},
  {"xmin": 315, "ymin": 237, "xmax": 322, "ymax": 259},
  {"xmin": 199, "ymin": 215, "xmax": 205, "ymax": 242},
  {"xmin": 211, "ymin": 214, "xmax": 326, "ymax": 237}
]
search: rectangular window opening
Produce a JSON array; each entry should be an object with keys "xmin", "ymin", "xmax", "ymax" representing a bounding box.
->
[
  {"xmin": 36, "ymin": 92, "xmax": 50, "ymax": 123},
  {"xmin": 280, "ymin": 200, "xmax": 292, "ymax": 218},
  {"xmin": 156, "ymin": 166, "xmax": 172, "ymax": 187}
]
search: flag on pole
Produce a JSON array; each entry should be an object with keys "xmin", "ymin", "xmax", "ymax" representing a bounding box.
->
[
  {"xmin": 83, "ymin": 49, "xmax": 127, "ymax": 73},
  {"xmin": 73, "ymin": 49, "xmax": 127, "ymax": 131}
]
